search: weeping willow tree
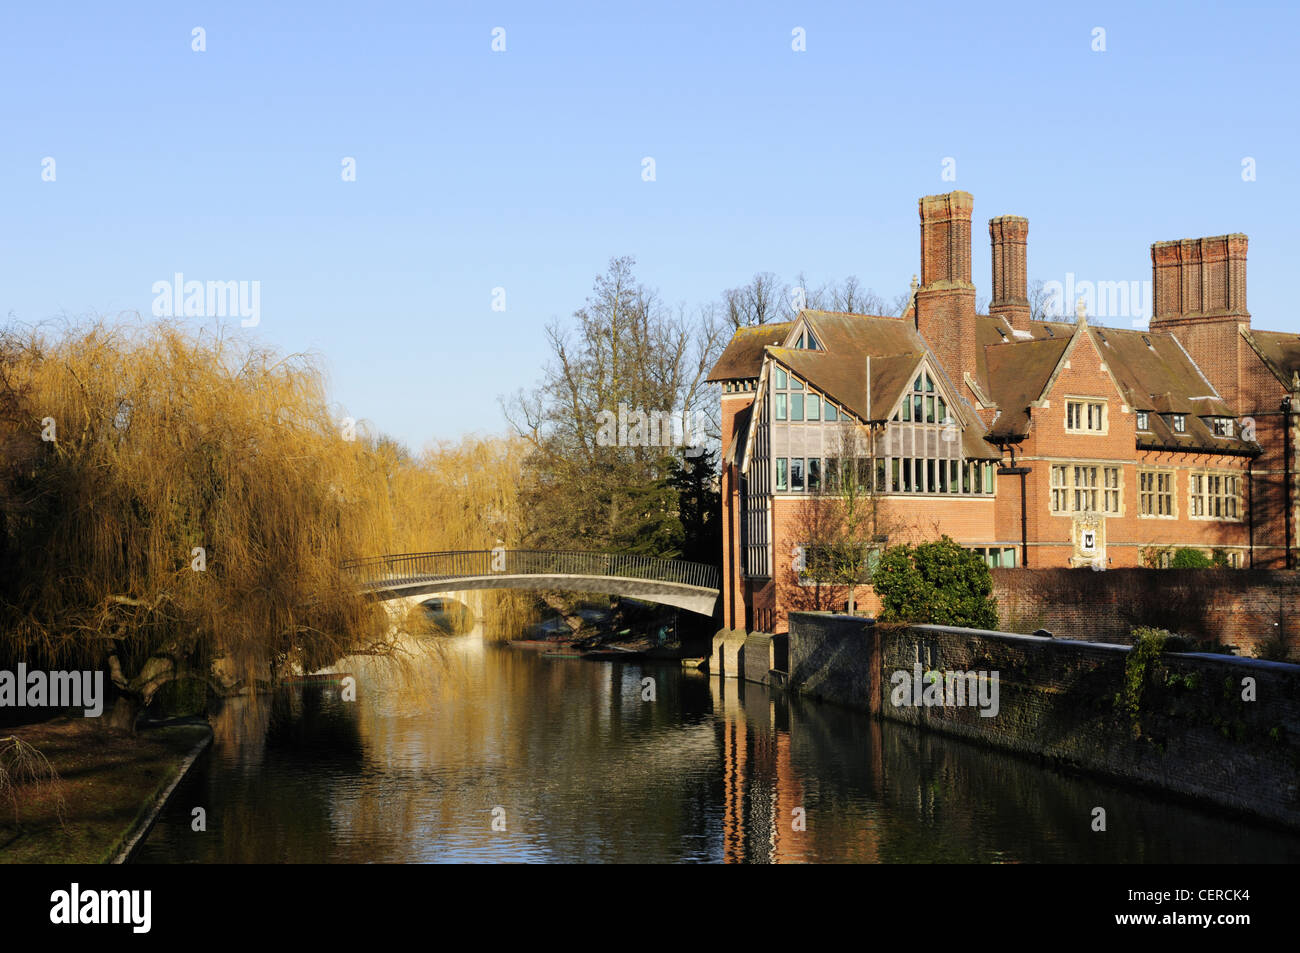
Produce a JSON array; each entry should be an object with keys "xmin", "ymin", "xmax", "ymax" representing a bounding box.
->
[{"xmin": 0, "ymin": 320, "xmax": 529, "ymax": 730}]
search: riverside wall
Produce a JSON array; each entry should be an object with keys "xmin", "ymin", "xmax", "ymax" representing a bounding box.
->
[{"xmin": 776, "ymin": 612, "xmax": 1300, "ymax": 829}]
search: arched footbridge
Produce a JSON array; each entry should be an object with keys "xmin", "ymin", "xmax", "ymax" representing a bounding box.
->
[{"xmin": 343, "ymin": 550, "xmax": 720, "ymax": 616}]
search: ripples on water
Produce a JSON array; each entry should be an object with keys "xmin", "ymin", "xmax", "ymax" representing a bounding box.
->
[{"xmin": 134, "ymin": 636, "xmax": 1300, "ymax": 863}]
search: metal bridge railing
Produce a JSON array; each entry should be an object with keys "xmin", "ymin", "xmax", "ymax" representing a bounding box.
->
[{"xmin": 341, "ymin": 549, "xmax": 721, "ymax": 591}]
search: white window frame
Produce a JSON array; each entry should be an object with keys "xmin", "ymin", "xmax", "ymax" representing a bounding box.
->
[
  {"xmin": 1051, "ymin": 462, "xmax": 1122, "ymax": 514},
  {"xmin": 1065, "ymin": 398, "xmax": 1108, "ymax": 435},
  {"xmin": 1137, "ymin": 469, "xmax": 1176, "ymax": 518}
]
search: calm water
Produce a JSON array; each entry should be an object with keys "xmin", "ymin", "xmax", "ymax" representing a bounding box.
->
[{"xmin": 134, "ymin": 636, "xmax": 1300, "ymax": 863}]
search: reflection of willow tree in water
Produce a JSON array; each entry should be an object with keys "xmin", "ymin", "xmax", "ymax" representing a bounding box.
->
[
  {"xmin": 165, "ymin": 690, "xmax": 367, "ymax": 864},
  {"xmin": 0, "ymin": 321, "xmax": 533, "ymax": 739}
]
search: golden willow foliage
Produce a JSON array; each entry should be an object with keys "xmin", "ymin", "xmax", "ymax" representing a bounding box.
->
[{"xmin": 0, "ymin": 320, "xmax": 528, "ymax": 726}]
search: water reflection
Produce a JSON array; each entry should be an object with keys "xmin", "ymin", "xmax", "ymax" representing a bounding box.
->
[{"xmin": 134, "ymin": 638, "xmax": 1300, "ymax": 863}]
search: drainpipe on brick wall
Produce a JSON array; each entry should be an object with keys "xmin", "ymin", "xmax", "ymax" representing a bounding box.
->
[
  {"xmin": 1248, "ymin": 458, "xmax": 1255, "ymax": 569},
  {"xmin": 1285, "ymin": 394, "xmax": 1294, "ymax": 570},
  {"xmin": 996, "ymin": 442, "xmax": 1031, "ymax": 568}
]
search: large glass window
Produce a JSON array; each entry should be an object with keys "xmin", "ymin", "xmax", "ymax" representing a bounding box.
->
[
  {"xmin": 1139, "ymin": 470, "xmax": 1173, "ymax": 517},
  {"xmin": 1051, "ymin": 463, "xmax": 1122, "ymax": 514},
  {"xmin": 1103, "ymin": 466, "xmax": 1120, "ymax": 512},
  {"xmin": 1066, "ymin": 400, "xmax": 1107, "ymax": 433},
  {"xmin": 776, "ymin": 458, "xmax": 788, "ymax": 492},
  {"xmin": 775, "ymin": 393, "xmax": 787, "ymax": 420},
  {"xmin": 806, "ymin": 395, "xmax": 820, "ymax": 421},
  {"xmin": 790, "ymin": 393, "xmax": 804, "ymax": 421},
  {"xmin": 790, "ymin": 458, "xmax": 804, "ymax": 491},
  {"xmin": 1190, "ymin": 471, "xmax": 1240, "ymax": 520}
]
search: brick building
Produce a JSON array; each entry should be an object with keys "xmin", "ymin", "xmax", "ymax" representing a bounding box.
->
[{"xmin": 708, "ymin": 191, "xmax": 1300, "ymax": 634}]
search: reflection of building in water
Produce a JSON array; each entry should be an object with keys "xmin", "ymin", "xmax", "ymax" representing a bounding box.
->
[
  {"xmin": 716, "ymin": 681, "xmax": 826, "ymax": 863},
  {"xmin": 716, "ymin": 677, "xmax": 892, "ymax": 863}
]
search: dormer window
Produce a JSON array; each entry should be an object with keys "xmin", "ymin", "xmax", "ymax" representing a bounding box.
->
[
  {"xmin": 1210, "ymin": 417, "xmax": 1234, "ymax": 438},
  {"xmin": 793, "ymin": 328, "xmax": 820, "ymax": 350},
  {"xmin": 1136, "ymin": 411, "xmax": 1149, "ymax": 431},
  {"xmin": 1172, "ymin": 414, "xmax": 1186, "ymax": 434}
]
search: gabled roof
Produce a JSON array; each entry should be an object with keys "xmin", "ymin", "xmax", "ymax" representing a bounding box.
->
[
  {"xmin": 1242, "ymin": 328, "xmax": 1300, "ymax": 390},
  {"xmin": 981, "ymin": 318, "xmax": 1259, "ymax": 455},
  {"xmin": 974, "ymin": 314, "xmax": 1073, "ymax": 393},
  {"xmin": 1091, "ymin": 326, "xmax": 1253, "ymax": 454},
  {"xmin": 761, "ymin": 311, "xmax": 930, "ymax": 424},
  {"xmin": 984, "ymin": 337, "xmax": 1071, "ymax": 439},
  {"xmin": 706, "ymin": 323, "xmax": 793, "ymax": 381},
  {"xmin": 758, "ymin": 310, "xmax": 1000, "ymax": 460}
]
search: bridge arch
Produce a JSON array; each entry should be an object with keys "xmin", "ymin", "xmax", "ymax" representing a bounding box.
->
[{"xmin": 345, "ymin": 550, "xmax": 720, "ymax": 617}]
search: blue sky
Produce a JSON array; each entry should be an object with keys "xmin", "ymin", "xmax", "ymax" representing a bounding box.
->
[{"xmin": 3, "ymin": 1, "xmax": 1297, "ymax": 451}]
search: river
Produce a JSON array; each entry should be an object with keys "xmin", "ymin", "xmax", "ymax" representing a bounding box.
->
[{"xmin": 133, "ymin": 635, "xmax": 1300, "ymax": 863}]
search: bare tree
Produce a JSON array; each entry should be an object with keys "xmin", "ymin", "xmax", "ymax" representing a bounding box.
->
[
  {"xmin": 723, "ymin": 272, "xmax": 788, "ymax": 328},
  {"xmin": 829, "ymin": 276, "xmax": 891, "ymax": 315},
  {"xmin": 1029, "ymin": 278, "xmax": 1060, "ymax": 321},
  {"xmin": 503, "ymin": 256, "xmax": 726, "ymax": 554},
  {"xmin": 788, "ymin": 421, "xmax": 896, "ymax": 615}
]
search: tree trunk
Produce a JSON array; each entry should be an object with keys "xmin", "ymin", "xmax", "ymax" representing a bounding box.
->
[{"xmin": 107, "ymin": 695, "xmax": 142, "ymax": 735}]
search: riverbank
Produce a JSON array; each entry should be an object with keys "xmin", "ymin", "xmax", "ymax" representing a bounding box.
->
[
  {"xmin": 721, "ymin": 614, "xmax": 1300, "ymax": 831},
  {"xmin": 0, "ymin": 718, "xmax": 211, "ymax": 864}
]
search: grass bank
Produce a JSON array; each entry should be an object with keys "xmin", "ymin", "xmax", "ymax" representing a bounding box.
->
[{"xmin": 0, "ymin": 718, "xmax": 211, "ymax": 864}]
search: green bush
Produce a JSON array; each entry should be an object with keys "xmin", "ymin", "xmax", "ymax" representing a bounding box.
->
[
  {"xmin": 873, "ymin": 536, "xmax": 999, "ymax": 629},
  {"xmin": 1116, "ymin": 626, "xmax": 1172, "ymax": 739},
  {"xmin": 1169, "ymin": 547, "xmax": 1212, "ymax": 569}
]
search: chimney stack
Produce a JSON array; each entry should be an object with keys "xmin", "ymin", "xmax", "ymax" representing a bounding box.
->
[
  {"xmin": 1149, "ymin": 234, "xmax": 1250, "ymax": 408},
  {"xmin": 916, "ymin": 191, "xmax": 978, "ymax": 401},
  {"xmin": 989, "ymin": 215, "xmax": 1030, "ymax": 332},
  {"xmin": 1150, "ymin": 234, "xmax": 1249, "ymax": 328}
]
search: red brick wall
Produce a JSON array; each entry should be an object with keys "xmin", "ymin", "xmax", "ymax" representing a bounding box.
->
[{"xmin": 991, "ymin": 567, "xmax": 1300, "ymax": 660}]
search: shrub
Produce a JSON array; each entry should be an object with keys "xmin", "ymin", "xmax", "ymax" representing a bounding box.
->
[
  {"xmin": 1169, "ymin": 547, "xmax": 1212, "ymax": 569},
  {"xmin": 1115, "ymin": 626, "xmax": 1173, "ymax": 738},
  {"xmin": 873, "ymin": 536, "xmax": 998, "ymax": 629}
]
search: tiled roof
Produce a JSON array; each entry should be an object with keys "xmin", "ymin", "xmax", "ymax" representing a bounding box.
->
[
  {"xmin": 760, "ymin": 311, "xmax": 940, "ymax": 421},
  {"xmin": 766, "ymin": 311, "xmax": 1001, "ymax": 459},
  {"xmin": 1242, "ymin": 328, "xmax": 1300, "ymax": 390},
  {"xmin": 980, "ymin": 319, "xmax": 1259, "ymax": 455},
  {"xmin": 1092, "ymin": 326, "xmax": 1252, "ymax": 454},
  {"xmin": 974, "ymin": 314, "xmax": 1073, "ymax": 392},
  {"xmin": 706, "ymin": 323, "xmax": 793, "ymax": 381},
  {"xmin": 983, "ymin": 337, "xmax": 1071, "ymax": 440}
]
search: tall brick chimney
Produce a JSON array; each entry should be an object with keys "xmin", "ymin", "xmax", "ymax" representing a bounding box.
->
[
  {"xmin": 916, "ymin": 191, "xmax": 977, "ymax": 400},
  {"xmin": 989, "ymin": 215, "xmax": 1030, "ymax": 332},
  {"xmin": 1149, "ymin": 234, "xmax": 1250, "ymax": 407},
  {"xmin": 1150, "ymin": 234, "xmax": 1249, "ymax": 327}
]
